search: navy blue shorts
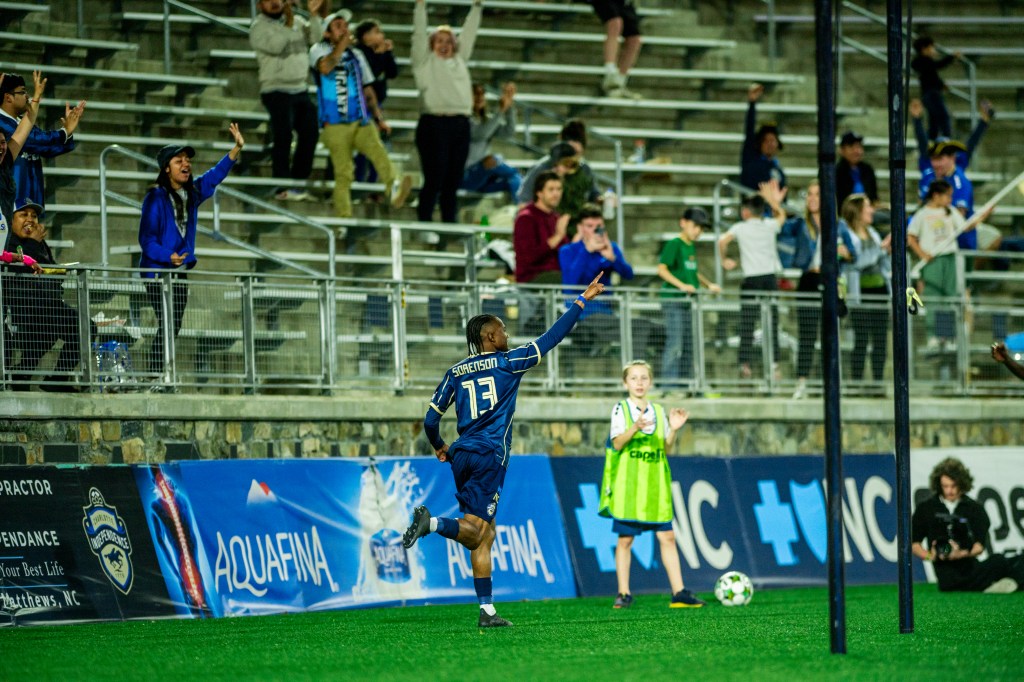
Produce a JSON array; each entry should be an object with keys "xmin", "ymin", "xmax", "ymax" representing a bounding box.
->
[
  {"xmin": 613, "ymin": 519, "xmax": 673, "ymax": 536},
  {"xmin": 448, "ymin": 445, "xmax": 506, "ymax": 521}
]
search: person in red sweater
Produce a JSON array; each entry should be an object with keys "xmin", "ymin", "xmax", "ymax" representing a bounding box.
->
[
  {"xmin": 513, "ymin": 170, "xmax": 569, "ymax": 284},
  {"xmin": 513, "ymin": 170, "xmax": 569, "ymax": 334}
]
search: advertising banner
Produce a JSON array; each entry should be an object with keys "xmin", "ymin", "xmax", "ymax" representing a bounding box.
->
[
  {"xmin": 0, "ymin": 466, "xmax": 175, "ymax": 626},
  {"xmin": 135, "ymin": 456, "xmax": 575, "ymax": 617},
  {"xmin": 553, "ymin": 454, "xmax": 909, "ymax": 596},
  {"xmin": 910, "ymin": 447, "xmax": 1024, "ymax": 584}
]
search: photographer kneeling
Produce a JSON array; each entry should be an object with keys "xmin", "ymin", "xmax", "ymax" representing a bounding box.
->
[{"xmin": 912, "ymin": 457, "xmax": 1024, "ymax": 592}]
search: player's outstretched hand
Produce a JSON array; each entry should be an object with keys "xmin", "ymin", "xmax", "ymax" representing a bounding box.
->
[
  {"xmin": 435, "ymin": 443, "xmax": 449, "ymax": 462},
  {"xmin": 992, "ymin": 341, "xmax": 1009, "ymax": 364},
  {"xmin": 581, "ymin": 272, "xmax": 605, "ymax": 301}
]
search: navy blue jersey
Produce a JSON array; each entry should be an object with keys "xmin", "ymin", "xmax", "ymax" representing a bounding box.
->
[
  {"xmin": 428, "ymin": 342, "xmax": 541, "ymax": 467},
  {"xmin": 424, "ymin": 304, "xmax": 584, "ymax": 467}
]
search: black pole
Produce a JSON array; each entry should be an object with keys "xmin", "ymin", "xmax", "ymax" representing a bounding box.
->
[
  {"xmin": 814, "ymin": 0, "xmax": 846, "ymax": 655},
  {"xmin": 886, "ymin": 0, "xmax": 914, "ymax": 634}
]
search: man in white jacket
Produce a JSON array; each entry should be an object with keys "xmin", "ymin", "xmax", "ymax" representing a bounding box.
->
[{"xmin": 250, "ymin": 0, "xmax": 326, "ymax": 201}]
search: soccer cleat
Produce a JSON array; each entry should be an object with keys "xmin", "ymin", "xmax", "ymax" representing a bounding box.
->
[
  {"xmin": 670, "ymin": 589, "xmax": 707, "ymax": 608},
  {"xmin": 478, "ymin": 610, "xmax": 513, "ymax": 628},
  {"xmin": 402, "ymin": 505, "xmax": 432, "ymax": 548},
  {"xmin": 613, "ymin": 593, "xmax": 634, "ymax": 609}
]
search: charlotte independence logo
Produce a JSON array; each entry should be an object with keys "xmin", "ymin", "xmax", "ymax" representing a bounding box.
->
[{"xmin": 82, "ymin": 487, "xmax": 134, "ymax": 594}]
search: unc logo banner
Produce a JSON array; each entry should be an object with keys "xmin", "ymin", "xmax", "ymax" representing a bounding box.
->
[{"xmin": 551, "ymin": 454, "xmax": 907, "ymax": 596}]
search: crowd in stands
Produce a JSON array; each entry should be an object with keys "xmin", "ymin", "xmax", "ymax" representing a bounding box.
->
[{"xmin": 0, "ymin": 1, "xmax": 1017, "ymax": 394}]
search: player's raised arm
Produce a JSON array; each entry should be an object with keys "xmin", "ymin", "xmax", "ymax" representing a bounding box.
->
[{"xmin": 534, "ymin": 272, "xmax": 606, "ymax": 355}]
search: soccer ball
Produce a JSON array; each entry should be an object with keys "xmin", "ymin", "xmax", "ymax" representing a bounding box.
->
[{"xmin": 714, "ymin": 571, "xmax": 754, "ymax": 607}]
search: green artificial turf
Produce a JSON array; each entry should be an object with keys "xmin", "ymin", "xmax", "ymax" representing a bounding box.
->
[{"xmin": 2, "ymin": 584, "xmax": 1021, "ymax": 681}]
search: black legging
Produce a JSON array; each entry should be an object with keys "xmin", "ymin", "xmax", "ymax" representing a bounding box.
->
[
  {"xmin": 795, "ymin": 270, "xmax": 822, "ymax": 379},
  {"xmin": 146, "ymin": 274, "xmax": 189, "ymax": 374},
  {"xmin": 850, "ymin": 285, "xmax": 888, "ymax": 381},
  {"xmin": 415, "ymin": 114, "xmax": 471, "ymax": 223},
  {"xmin": 738, "ymin": 274, "xmax": 778, "ymax": 367}
]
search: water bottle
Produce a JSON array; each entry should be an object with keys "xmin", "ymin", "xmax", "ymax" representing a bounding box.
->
[
  {"xmin": 630, "ymin": 139, "xmax": 646, "ymax": 164},
  {"xmin": 602, "ymin": 188, "xmax": 616, "ymax": 221},
  {"xmin": 480, "ymin": 214, "xmax": 491, "ymax": 242}
]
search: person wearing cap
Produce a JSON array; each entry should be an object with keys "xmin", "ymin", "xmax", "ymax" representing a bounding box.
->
[
  {"xmin": 0, "ymin": 71, "xmax": 46, "ymax": 235},
  {"xmin": 4, "ymin": 197, "xmax": 94, "ymax": 391},
  {"xmin": 739, "ymin": 83, "xmax": 786, "ymax": 192},
  {"xmin": 0, "ymin": 72, "xmax": 84, "ymax": 213},
  {"xmin": 138, "ymin": 123, "xmax": 245, "ymax": 375},
  {"xmin": 517, "ymin": 141, "xmax": 600, "ymax": 230},
  {"xmin": 910, "ymin": 97, "xmax": 993, "ymax": 255},
  {"xmin": 411, "ymin": 0, "xmax": 483, "ymax": 223},
  {"xmin": 835, "ymin": 131, "xmax": 878, "ymax": 207},
  {"xmin": 310, "ymin": 9, "xmax": 409, "ymax": 220},
  {"xmin": 657, "ymin": 206, "xmax": 721, "ymax": 389},
  {"xmin": 250, "ymin": 0, "xmax": 327, "ymax": 202}
]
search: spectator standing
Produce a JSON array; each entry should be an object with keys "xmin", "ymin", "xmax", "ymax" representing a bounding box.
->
[
  {"xmin": 0, "ymin": 71, "xmax": 45, "ymax": 242},
  {"xmin": 739, "ymin": 84, "xmax": 786, "ymax": 192},
  {"xmin": 911, "ymin": 97, "xmax": 993, "ymax": 254},
  {"xmin": 589, "ymin": 0, "xmax": 643, "ymax": 99},
  {"xmin": 311, "ymin": 11, "xmax": 408, "ymax": 219},
  {"xmin": 789, "ymin": 181, "xmax": 857, "ymax": 399},
  {"xmin": 835, "ymin": 131, "xmax": 878, "ymax": 207},
  {"xmin": 657, "ymin": 207, "xmax": 720, "ymax": 389},
  {"xmin": 911, "ymin": 36, "xmax": 959, "ymax": 141},
  {"xmin": 0, "ymin": 73, "xmax": 83, "ymax": 213},
  {"xmin": 908, "ymin": 180, "xmax": 991, "ymax": 350},
  {"xmin": 138, "ymin": 124, "xmax": 245, "ymax": 377},
  {"xmin": 842, "ymin": 194, "xmax": 891, "ymax": 386},
  {"xmin": 718, "ymin": 181, "xmax": 786, "ymax": 379},
  {"xmin": 600, "ymin": 360, "xmax": 705, "ymax": 609},
  {"xmin": 461, "ymin": 82, "xmax": 520, "ymax": 198},
  {"xmin": 5, "ymin": 198, "xmax": 94, "ymax": 391},
  {"xmin": 250, "ymin": 0, "xmax": 325, "ymax": 201},
  {"xmin": 411, "ymin": 0, "xmax": 481, "ymax": 223},
  {"xmin": 513, "ymin": 170, "xmax": 568, "ymax": 285},
  {"xmin": 353, "ymin": 18, "xmax": 400, "ymax": 185}
]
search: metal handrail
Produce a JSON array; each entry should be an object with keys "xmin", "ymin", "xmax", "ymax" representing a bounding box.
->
[
  {"xmin": 162, "ymin": 0, "xmax": 249, "ymax": 74},
  {"xmin": 98, "ymin": 145, "xmax": 333, "ymax": 279}
]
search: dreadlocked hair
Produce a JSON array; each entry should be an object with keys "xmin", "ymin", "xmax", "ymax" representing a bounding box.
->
[{"xmin": 466, "ymin": 314, "xmax": 499, "ymax": 355}]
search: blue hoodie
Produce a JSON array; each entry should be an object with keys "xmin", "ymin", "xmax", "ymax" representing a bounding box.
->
[{"xmin": 138, "ymin": 154, "xmax": 234, "ymax": 277}]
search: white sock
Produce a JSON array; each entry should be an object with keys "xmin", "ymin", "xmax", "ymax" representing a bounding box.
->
[
  {"xmin": 480, "ymin": 603, "xmax": 496, "ymax": 616},
  {"xmin": 604, "ymin": 61, "xmax": 618, "ymax": 75},
  {"xmin": 429, "ymin": 517, "xmax": 438, "ymax": 532}
]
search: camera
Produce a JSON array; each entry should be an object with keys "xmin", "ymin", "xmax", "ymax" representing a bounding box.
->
[{"xmin": 932, "ymin": 538, "xmax": 954, "ymax": 559}]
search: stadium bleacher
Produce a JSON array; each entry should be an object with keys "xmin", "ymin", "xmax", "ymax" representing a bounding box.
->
[{"xmin": 0, "ymin": 0, "xmax": 1021, "ymax": 396}]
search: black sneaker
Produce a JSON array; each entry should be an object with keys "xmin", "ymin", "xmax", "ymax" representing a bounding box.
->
[
  {"xmin": 478, "ymin": 610, "xmax": 513, "ymax": 628},
  {"xmin": 402, "ymin": 505, "xmax": 432, "ymax": 549},
  {"xmin": 613, "ymin": 593, "xmax": 634, "ymax": 609},
  {"xmin": 670, "ymin": 589, "xmax": 706, "ymax": 608}
]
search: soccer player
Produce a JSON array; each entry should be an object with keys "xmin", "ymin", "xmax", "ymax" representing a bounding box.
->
[
  {"xmin": 402, "ymin": 273, "xmax": 606, "ymax": 628},
  {"xmin": 600, "ymin": 360, "xmax": 705, "ymax": 609}
]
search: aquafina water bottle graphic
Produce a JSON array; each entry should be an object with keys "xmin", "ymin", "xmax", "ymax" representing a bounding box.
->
[{"xmin": 369, "ymin": 528, "xmax": 411, "ymax": 583}]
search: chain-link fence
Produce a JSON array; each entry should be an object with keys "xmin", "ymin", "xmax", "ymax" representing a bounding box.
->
[{"xmin": 2, "ymin": 265, "xmax": 1022, "ymax": 396}]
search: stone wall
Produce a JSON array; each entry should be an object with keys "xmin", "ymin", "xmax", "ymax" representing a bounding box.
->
[{"xmin": 2, "ymin": 393, "xmax": 1021, "ymax": 464}]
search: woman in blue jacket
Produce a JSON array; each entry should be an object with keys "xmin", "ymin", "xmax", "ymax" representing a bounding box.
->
[{"xmin": 139, "ymin": 123, "xmax": 244, "ymax": 375}]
